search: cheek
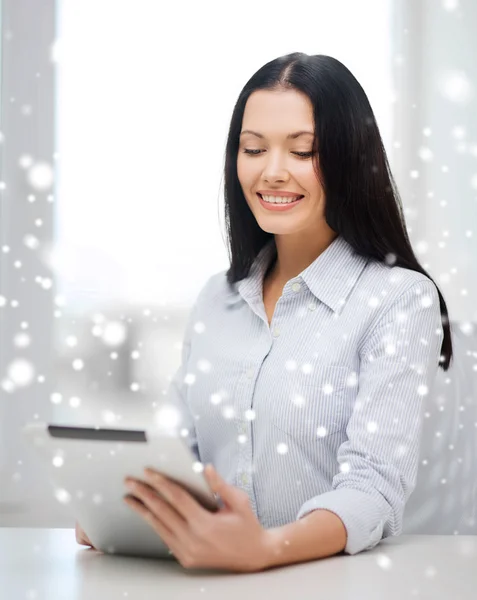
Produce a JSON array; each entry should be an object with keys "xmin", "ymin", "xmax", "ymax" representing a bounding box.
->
[
  {"xmin": 302, "ymin": 166, "xmax": 324, "ymax": 196},
  {"xmin": 237, "ymin": 158, "xmax": 254, "ymax": 186}
]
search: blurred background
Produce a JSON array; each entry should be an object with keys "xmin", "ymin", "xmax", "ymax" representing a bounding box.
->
[{"xmin": 0, "ymin": 0, "xmax": 476, "ymax": 528}]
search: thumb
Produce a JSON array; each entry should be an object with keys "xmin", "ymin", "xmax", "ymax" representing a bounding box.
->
[{"xmin": 204, "ymin": 464, "xmax": 246, "ymax": 510}]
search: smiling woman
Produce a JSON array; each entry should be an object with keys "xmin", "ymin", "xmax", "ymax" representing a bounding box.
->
[{"xmin": 135, "ymin": 51, "xmax": 454, "ymax": 572}]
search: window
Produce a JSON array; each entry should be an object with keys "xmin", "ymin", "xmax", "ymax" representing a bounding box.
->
[{"xmin": 54, "ymin": 0, "xmax": 394, "ymax": 311}]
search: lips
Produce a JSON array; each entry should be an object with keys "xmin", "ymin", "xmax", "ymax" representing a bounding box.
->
[{"xmin": 257, "ymin": 193, "xmax": 304, "ymax": 200}]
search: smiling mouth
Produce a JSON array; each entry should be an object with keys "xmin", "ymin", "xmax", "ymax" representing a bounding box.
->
[{"xmin": 257, "ymin": 193, "xmax": 304, "ymax": 204}]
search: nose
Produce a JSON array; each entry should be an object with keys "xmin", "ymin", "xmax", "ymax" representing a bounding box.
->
[{"xmin": 262, "ymin": 152, "xmax": 290, "ymax": 184}]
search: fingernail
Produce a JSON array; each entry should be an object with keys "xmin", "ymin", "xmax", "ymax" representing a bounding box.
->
[{"xmin": 147, "ymin": 469, "xmax": 164, "ymax": 483}]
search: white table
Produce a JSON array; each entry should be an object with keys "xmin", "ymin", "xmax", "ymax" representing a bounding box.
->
[{"xmin": 0, "ymin": 528, "xmax": 476, "ymax": 599}]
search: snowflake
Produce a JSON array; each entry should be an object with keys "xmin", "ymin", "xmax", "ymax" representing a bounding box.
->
[
  {"xmin": 27, "ymin": 161, "xmax": 54, "ymax": 190},
  {"xmin": 154, "ymin": 404, "xmax": 181, "ymax": 430},
  {"xmin": 292, "ymin": 394, "xmax": 306, "ymax": 407},
  {"xmin": 192, "ymin": 462, "xmax": 204, "ymax": 473},
  {"xmin": 14, "ymin": 333, "xmax": 31, "ymax": 348},
  {"xmin": 368, "ymin": 297, "xmax": 380, "ymax": 308},
  {"xmin": 442, "ymin": 0, "xmax": 459, "ymax": 11},
  {"xmin": 102, "ymin": 321, "xmax": 127, "ymax": 347},
  {"xmin": 197, "ymin": 359, "xmax": 212, "ymax": 373},
  {"xmin": 418, "ymin": 147, "xmax": 434, "ymax": 162},
  {"xmin": 23, "ymin": 234, "xmax": 40, "ymax": 250},
  {"xmin": 244, "ymin": 409, "xmax": 256, "ymax": 421},
  {"xmin": 421, "ymin": 295, "xmax": 433, "ymax": 308},
  {"xmin": 210, "ymin": 393, "xmax": 222, "ymax": 405},
  {"xmin": 55, "ymin": 488, "xmax": 71, "ymax": 504},
  {"xmin": 194, "ymin": 321, "xmax": 206, "ymax": 334},
  {"xmin": 50, "ymin": 393, "xmax": 63, "ymax": 404},
  {"xmin": 376, "ymin": 553, "xmax": 392, "ymax": 570},
  {"xmin": 7, "ymin": 358, "xmax": 35, "ymax": 387},
  {"xmin": 222, "ymin": 406, "xmax": 235, "ymax": 420},
  {"xmin": 184, "ymin": 373, "xmax": 196, "ymax": 385},
  {"xmin": 438, "ymin": 70, "xmax": 473, "ymax": 104}
]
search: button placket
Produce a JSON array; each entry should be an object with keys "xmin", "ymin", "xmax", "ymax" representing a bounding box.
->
[
  {"xmin": 270, "ymin": 279, "xmax": 302, "ymax": 335},
  {"xmin": 236, "ymin": 367, "xmax": 255, "ymax": 502}
]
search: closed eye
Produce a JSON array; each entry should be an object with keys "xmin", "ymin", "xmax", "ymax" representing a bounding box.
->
[{"xmin": 242, "ymin": 149, "xmax": 314, "ymax": 158}]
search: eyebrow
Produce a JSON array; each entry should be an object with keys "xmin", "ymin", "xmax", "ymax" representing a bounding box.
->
[{"xmin": 239, "ymin": 130, "xmax": 314, "ymax": 140}]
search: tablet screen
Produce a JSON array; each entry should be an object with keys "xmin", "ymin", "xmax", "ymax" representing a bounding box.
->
[{"xmin": 48, "ymin": 425, "xmax": 147, "ymax": 443}]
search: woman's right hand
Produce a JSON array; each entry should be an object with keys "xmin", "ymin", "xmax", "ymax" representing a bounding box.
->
[{"xmin": 75, "ymin": 521, "xmax": 95, "ymax": 548}]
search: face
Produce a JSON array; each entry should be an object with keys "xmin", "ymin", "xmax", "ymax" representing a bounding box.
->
[{"xmin": 237, "ymin": 88, "xmax": 326, "ymax": 236}]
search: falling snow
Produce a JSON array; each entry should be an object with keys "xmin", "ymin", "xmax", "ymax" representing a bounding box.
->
[
  {"xmin": 27, "ymin": 161, "xmax": 54, "ymax": 190},
  {"xmin": 0, "ymin": 14, "xmax": 475, "ymax": 576}
]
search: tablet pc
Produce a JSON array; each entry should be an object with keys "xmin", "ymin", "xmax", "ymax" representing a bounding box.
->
[{"xmin": 22, "ymin": 422, "xmax": 219, "ymax": 559}]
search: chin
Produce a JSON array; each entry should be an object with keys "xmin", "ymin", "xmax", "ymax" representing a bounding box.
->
[{"xmin": 256, "ymin": 221, "xmax": 304, "ymax": 235}]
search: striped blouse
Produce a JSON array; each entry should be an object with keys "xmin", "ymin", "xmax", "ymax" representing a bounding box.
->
[{"xmin": 165, "ymin": 234, "xmax": 444, "ymax": 555}]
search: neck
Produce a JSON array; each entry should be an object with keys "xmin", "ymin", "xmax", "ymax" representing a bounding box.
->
[{"xmin": 267, "ymin": 229, "xmax": 339, "ymax": 285}]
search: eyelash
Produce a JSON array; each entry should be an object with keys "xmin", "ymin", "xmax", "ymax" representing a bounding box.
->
[{"xmin": 242, "ymin": 149, "xmax": 314, "ymax": 159}]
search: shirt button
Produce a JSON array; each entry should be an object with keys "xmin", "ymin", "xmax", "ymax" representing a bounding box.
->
[
  {"xmin": 241, "ymin": 473, "xmax": 249, "ymax": 485},
  {"xmin": 292, "ymin": 282, "xmax": 301, "ymax": 292},
  {"xmin": 308, "ymin": 302, "xmax": 317, "ymax": 311},
  {"xmin": 246, "ymin": 368, "xmax": 254, "ymax": 379},
  {"xmin": 272, "ymin": 327, "xmax": 280, "ymax": 338}
]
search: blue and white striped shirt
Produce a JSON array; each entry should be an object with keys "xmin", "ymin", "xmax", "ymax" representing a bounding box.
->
[{"xmin": 166, "ymin": 234, "xmax": 444, "ymax": 555}]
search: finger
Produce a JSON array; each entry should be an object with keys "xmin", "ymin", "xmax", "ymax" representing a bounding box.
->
[
  {"xmin": 124, "ymin": 481, "xmax": 189, "ymax": 536},
  {"xmin": 141, "ymin": 469, "xmax": 209, "ymax": 523},
  {"xmin": 124, "ymin": 495, "xmax": 182, "ymax": 558},
  {"xmin": 204, "ymin": 464, "xmax": 249, "ymax": 511},
  {"xmin": 75, "ymin": 522, "xmax": 92, "ymax": 547},
  {"xmin": 82, "ymin": 531, "xmax": 93, "ymax": 546},
  {"xmin": 75, "ymin": 522, "xmax": 82, "ymax": 543}
]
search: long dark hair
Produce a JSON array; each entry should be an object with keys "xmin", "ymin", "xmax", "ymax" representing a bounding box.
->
[{"xmin": 223, "ymin": 52, "xmax": 453, "ymax": 370}]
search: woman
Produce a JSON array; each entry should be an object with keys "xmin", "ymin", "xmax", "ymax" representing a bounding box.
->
[{"xmin": 77, "ymin": 53, "xmax": 453, "ymax": 572}]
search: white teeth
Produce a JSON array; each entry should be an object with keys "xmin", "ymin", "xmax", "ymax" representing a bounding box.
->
[{"xmin": 261, "ymin": 194, "xmax": 302, "ymax": 204}]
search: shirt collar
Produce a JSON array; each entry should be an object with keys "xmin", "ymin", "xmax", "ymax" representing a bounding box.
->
[{"xmin": 225, "ymin": 235, "xmax": 369, "ymax": 314}]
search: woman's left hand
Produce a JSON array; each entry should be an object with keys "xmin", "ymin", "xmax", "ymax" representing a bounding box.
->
[{"xmin": 123, "ymin": 464, "xmax": 272, "ymax": 573}]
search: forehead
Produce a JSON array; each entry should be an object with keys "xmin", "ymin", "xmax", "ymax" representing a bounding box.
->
[{"xmin": 241, "ymin": 89, "xmax": 314, "ymax": 136}]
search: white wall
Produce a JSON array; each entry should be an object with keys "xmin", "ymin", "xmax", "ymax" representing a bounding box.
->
[
  {"xmin": 0, "ymin": 0, "xmax": 62, "ymax": 524},
  {"xmin": 392, "ymin": 0, "xmax": 477, "ymax": 326}
]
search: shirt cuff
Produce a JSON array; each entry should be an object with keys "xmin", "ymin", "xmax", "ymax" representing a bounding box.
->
[{"xmin": 296, "ymin": 488, "xmax": 387, "ymax": 555}]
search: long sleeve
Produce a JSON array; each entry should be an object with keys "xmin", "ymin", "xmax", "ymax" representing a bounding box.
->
[{"xmin": 296, "ymin": 278, "xmax": 445, "ymax": 555}]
